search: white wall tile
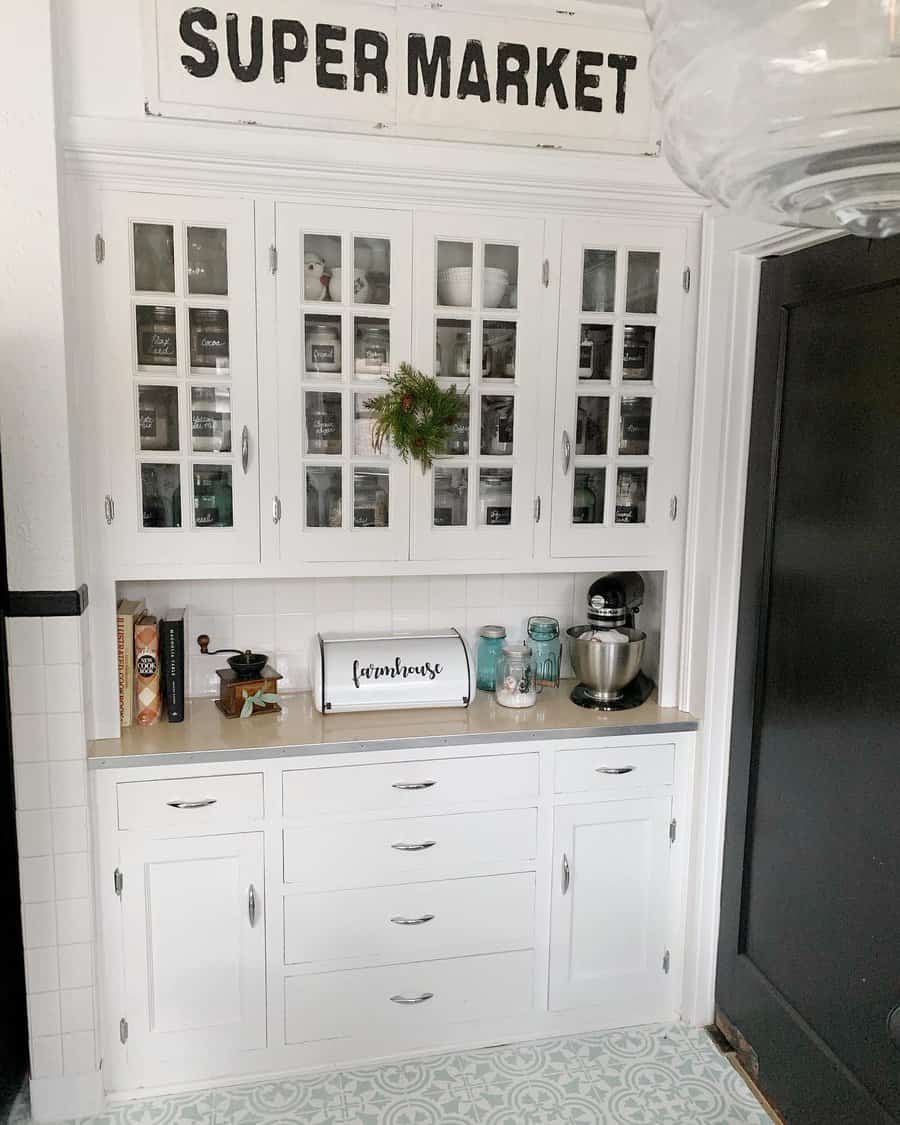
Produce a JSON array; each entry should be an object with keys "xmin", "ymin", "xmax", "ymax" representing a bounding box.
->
[
  {"xmin": 189, "ymin": 613, "xmax": 234, "ymax": 651},
  {"xmin": 44, "ymin": 664, "xmax": 83, "ymax": 714},
  {"xmin": 11, "ymin": 713, "xmax": 48, "ymax": 763},
  {"xmin": 538, "ymin": 573, "xmax": 575, "ymax": 605},
  {"xmin": 16, "ymin": 810, "xmax": 52, "ymax": 857},
  {"xmin": 189, "ymin": 580, "xmax": 234, "ymax": 616},
  {"xmin": 272, "ymin": 652, "xmax": 311, "ymax": 693},
  {"xmin": 48, "ymin": 762, "xmax": 87, "ymax": 809},
  {"xmin": 232, "ymin": 614, "xmax": 275, "ymax": 652},
  {"xmin": 62, "ymin": 1029, "xmax": 96, "ymax": 1076},
  {"xmin": 7, "ymin": 618, "xmax": 44, "ymax": 666},
  {"xmin": 20, "ymin": 855, "xmax": 55, "ymax": 904},
  {"xmin": 9, "ymin": 666, "xmax": 47, "ymax": 715},
  {"xmin": 60, "ymin": 987, "xmax": 94, "ymax": 1033},
  {"xmin": 351, "ymin": 577, "xmax": 392, "ymax": 612},
  {"xmin": 25, "ymin": 947, "xmax": 59, "ymax": 993},
  {"xmin": 51, "ymin": 806, "xmax": 89, "ymax": 854},
  {"xmin": 502, "ymin": 573, "xmax": 540, "ymax": 603},
  {"xmin": 28, "ymin": 991, "xmax": 61, "ymax": 1038},
  {"xmin": 352, "ymin": 610, "xmax": 392, "ymax": 633},
  {"xmin": 42, "ymin": 617, "xmax": 81, "ymax": 665},
  {"xmin": 58, "ymin": 943, "xmax": 93, "ymax": 990},
  {"xmin": 23, "ymin": 901, "xmax": 56, "ymax": 949},
  {"xmin": 29, "ymin": 1035, "xmax": 63, "ymax": 1080},
  {"xmin": 429, "ymin": 575, "xmax": 467, "ymax": 607},
  {"xmin": 46, "ymin": 712, "xmax": 86, "ymax": 761},
  {"xmin": 274, "ymin": 613, "xmax": 315, "ymax": 652},
  {"xmin": 465, "ymin": 574, "xmax": 504, "ymax": 607},
  {"xmin": 274, "ymin": 579, "xmax": 316, "ymax": 614},
  {"xmin": 314, "ymin": 578, "xmax": 350, "ymax": 612},
  {"xmin": 391, "ymin": 612, "xmax": 430, "ymax": 633},
  {"xmin": 14, "ymin": 764, "xmax": 50, "ymax": 810},
  {"xmin": 55, "ymin": 899, "xmax": 92, "ymax": 945},
  {"xmin": 392, "ymin": 576, "xmax": 429, "ymax": 612},
  {"xmin": 315, "ymin": 611, "xmax": 355, "ymax": 634},
  {"xmin": 233, "ymin": 579, "xmax": 275, "ymax": 615},
  {"xmin": 53, "ymin": 852, "xmax": 91, "ymax": 901}
]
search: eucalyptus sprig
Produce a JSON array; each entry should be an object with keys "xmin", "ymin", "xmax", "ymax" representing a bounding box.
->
[{"xmin": 365, "ymin": 363, "xmax": 468, "ymax": 472}]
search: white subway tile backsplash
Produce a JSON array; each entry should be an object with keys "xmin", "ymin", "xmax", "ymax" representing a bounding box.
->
[
  {"xmin": 189, "ymin": 613, "xmax": 234, "ymax": 651},
  {"xmin": 49, "ymin": 762, "xmax": 87, "ymax": 809},
  {"xmin": 391, "ymin": 576, "xmax": 429, "ymax": 611},
  {"xmin": 11, "ymin": 714, "xmax": 48, "ymax": 763},
  {"xmin": 28, "ymin": 991, "xmax": 61, "ymax": 1038},
  {"xmin": 20, "ymin": 855, "xmax": 55, "ymax": 904},
  {"xmin": 46, "ymin": 712, "xmax": 86, "ymax": 761},
  {"xmin": 352, "ymin": 610, "xmax": 392, "ymax": 633},
  {"xmin": 352, "ymin": 577, "xmax": 392, "ymax": 612},
  {"xmin": 9, "ymin": 666, "xmax": 47, "ymax": 715},
  {"xmin": 7, "ymin": 618, "xmax": 44, "ymax": 666},
  {"xmin": 53, "ymin": 852, "xmax": 91, "ymax": 902},
  {"xmin": 233, "ymin": 579, "xmax": 276, "ymax": 615},
  {"xmin": 23, "ymin": 902, "xmax": 56, "ymax": 949},
  {"xmin": 60, "ymin": 988, "xmax": 94, "ymax": 1033},
  {"xmin": 14, "ymin": 764, "xmax": 51, "ymax": 811},
  {"xmin": 314, "ymin": 578, "xmax": 350, "ymax": 612},
  {"xmin": 51, "ymin": 806, "xmax": 89, "ymax": 854},
  {"xmin": 274, "ymin": 579, "xmax": 316, "ymax": 614},
  {"xmin": 44, "ymin": 664, "xmax": 83, "ymax": 714},
  {"xmin": 391, "ymin": 612, "xmax": 430, "ymax": 634},
  {"xmin": 428, "ymin": 575, "xmax": 467, "ymax": 607},
  {"xmin": 232, "ymin": 614, "xmax": 275, "ymax": 652},
  {"xmin": 29, "ymin": 1035, "xmax": 63, "ymax": 1080},
  {"xmin": 62, "ymin": 1029, "xmax": 96, "ymax": 1076},
  {"xmin": 538, "ymin": 572, "xmax": 575, "ymax": 605},
  {"xmin": 465, "ymin": 574, "xmax": 504, "ymax": 607},
  {"xmin": 502, "ymin": 573, "xmax": 540, "ymax": 604},
  {"xmin": 58, "ymin": 943, "xmax": 93, "ymax": 990},
  {"xmin": 25, "ymin": 947, "xmax": 60, "ymax": 993},
  {"xmin": 315, "ymin": 611, "xmax": 355, "ymax": 634},
  {"xmin": 273, "ymin": 653, "xmax": 311, "ymax": 693},
  {"xmin": 189, "ymin": 580, "xmax": 234, "ymax": 616},
  {"xmin": 16, "ymin": 811, "xmax": 53, "ymax": 857},
  {"xmin": 42, "ymin": 618, "xmax": 81, "ymax": 665},
  {"xmin": 274, "ymin": 613, "xmax": 315, "ymax": 653},
  {"xmin": 55, "ymin": 899, "xmax": 92, "ymax": 945}
]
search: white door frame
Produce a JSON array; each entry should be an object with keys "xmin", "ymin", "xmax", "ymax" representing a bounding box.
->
[{"xmin": 677, "ymin": 210, "xmax": 840, "ymax": 1026}]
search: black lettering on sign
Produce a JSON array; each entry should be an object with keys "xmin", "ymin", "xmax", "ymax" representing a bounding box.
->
[
  {"xmin": 607, "ymin": 53, "xmax": 637, "ymax": 113},
  {"xmin": 272, "ymin": 18, "xmax": 308, "ymax": 84},
  {"xmin": 457, "ymin": 40, "xmax": 490, "ymax": 102},
  {"xmin": 535, "ymin": 46, "xmax": 569, "ymax": 109},
  {"xmin": 575, "ymin": 50, "xmax": 604, "ymax": 112},
  {"xmin": 179, "ymin": 7, "xmax": 218, "ymax": 78},
  {"xmin": 354, "ymin": 28, "xmax": 389, "ymax": 93},
  {"xmin": 496, "ymin": 43, "xmax": 530, "ymax": 106},
  {"xmin": 226, "ymin": 13, "xmax": 263, "ymax": 82},
  {"xmin": 316, "ymin": 24, "xmax": 348, "ymax": 91},
  {"xmin": 407, "ymin": 34, "xmax": 451, "ymax": 98}
]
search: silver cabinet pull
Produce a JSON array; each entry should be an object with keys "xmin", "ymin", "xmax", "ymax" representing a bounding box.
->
[
  {"xmin": 561, "ymin": 430, "xmax": 571, "ymax": 474},
  {"xmin": 595, "ymin": 766, "xmax": 636, "ymax": 775},
  {"xmin": 562, "ymin": 852, "xmax": 570, "ymax": 895},
  {"xmin": 390, "ymin": 992, "xmax": 434, "ymax": 1005},
  {"xmin": 166, "ymin": 798, "xmax": 217, "ymax": 810},
  {"xmin": 391, "ymin": 841, "xmax": 437, "ymax": 852},
  {"xmin": 391, "ymin": 781, "xmax": 436, "ymax": 791},
  {"xmin": 241, "ymin": 425, "xmax": 250, "ymax": 474},
  {"xmin": 248, "ymin": 884, "xmax": 257, "ymax": 927},
  {"xmin": 390, "ymin": 914, "xmax": 435, "ymax": 926}
]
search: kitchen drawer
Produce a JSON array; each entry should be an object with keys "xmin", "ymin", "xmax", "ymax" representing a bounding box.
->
[
  {"xmin": 284, "ymin": 872, "xmax": 535, "ymax": 967},
  {"xmin": 116, "ymin": 773, "xmax": 264, "ymax": 833},
  {"xmin": 555, "ymin": 745, "xmax": 675, "ymax": 795},
  {"xmin": 284, "ymin": 950, "xmax": 533, "ymax": 1045},
  {"xmin": 283, "ymin": 807, "xmax": 537, "ymax": 889},
  {"xmin": 282, "ymin": 753, "xmax": 538, "ymax": 818}
]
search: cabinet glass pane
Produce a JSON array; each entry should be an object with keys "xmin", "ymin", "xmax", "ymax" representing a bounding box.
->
[
  {"xmin": 619, "ymin": 397, "xmax": 652, "ymax": 456},
  {"xmin": 483, "ymin": 322, "xmax": 516, "ymax": 380},
  {"xmin": 193, "ymin": 465, "xmax": 233, "ymax": 528},
  {"xmin": 479, "ymin": 469, "xmax": 512, "ymax": 526},
  {"xmin": 191, "ymin": 386, "xmax": 232, "ymax": 453},
  {"xmin": 304, "ymin": 391, "xmax": 342, "ymax": 454},
  {"xmin": 306, "ymin": 466, "xmax": 342, "ymax": 528},
  {"xmin": 304, "ymin": 235, "xmax": 340, "ymax": 302},
  {"xmin": 304, "ymin": 315, "xmax": 342, "ymax": 375},
  {"xmin": 353, "ymin": 467, "xmax": 390, "ymax": 528},
  {"xmin": 436, "ymin": 319, "xmax": 470, "ymax": 379},
  {"xmin": 354, "ymin": 237, "xmax": 390, "ymax": 305},
  {"xmin": 136, "ymin": 306, "xmax": 177, "ymax": 368},
  {"xmin": 441, "ymin": 396, "xmax": 470, "ymax": 456},
  {"xmin": 138, "ymin": 386, "xmax": 179, "ymax": 452},
  {"xmin": 582, "ymin": 250, "xmax": 616, "ymax": 312},
  {"xmin": 626, "ymin": 252, "xmax": 660, "ymax": 314},
  {"xmin": 578, "ymin": 324, "xmax": 613, "ymax": 381},
  {"xmin": 437, "ymin": 242, "xmax": 473, "ymax": 307},
  {"xmin": 480, "ymin": 395, "xmax": 515, "ymax": 455},
  {"xmin": 186, "ymin": 227, "xmax": 228, "ymax": 296},
  {"xmin": 433, "ymin": 467, "xmax": 468, "ymax": 526},
  {"xmin": 616, "ymin": 467, "xmax": 647, "ymax": 523},
  {"xmin": 573, "ymin": 468, "xmax": 605, "ymax": 524},
  {"xmin": 575, "ymin": 396, "xmax": 609, "ymax": 456},
  {"xmin": 623, "ymin": 325, "xmax": 656, "ymax": 381},
  {"xmin": 354, "ymin": 317, "xmax": 390, "ymax": 380},
  {"xmin": 189, "ymin": 308, "xmax": 230, "ymax": 373},
  {"xmin": 353, "ymin": 394, "xmax": 385, "ymax": 457},
  {"xmin": 483, "ymin": 245, "xmax": 518, "ymax": 308},
  {"xmin": 133, "ymin": 223, "xmax": 175, "ymax": 293},
  {"xmin": 141, "ymin": 463, "xmax": 181, "ymax": 528}
]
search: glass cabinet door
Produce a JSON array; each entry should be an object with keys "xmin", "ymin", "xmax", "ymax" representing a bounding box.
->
[
  {"xmin": 550, "ymin": 220, "xmax": 689, "ymax": 560},
  {"xmin": 275, "ymin": 204, "xmax": 412, "ymax": 561},
  {"xmin": 411, "ymin": 213, "xmax": 544, "ymax": 561},
  {"xmin": 100, "ymin": 191, "xmax": 259, "ymax": 568}
]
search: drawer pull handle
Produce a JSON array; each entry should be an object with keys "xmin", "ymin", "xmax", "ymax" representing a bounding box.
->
[
  {"xmin": 562, "ymin": 852, "xmax": 570, "ymax": 895},
  {"xmin": 390, "ymin": 992, "xmax": 434, "ymax": 1005},
  {"xmin": 390, "ymin": 914, "xmax": 436, "ymax": 926},
  {"xmin": 594, "ymin": 766, "xmax": 635, "ymax": 775},
  {"xmin": 248, "ymin": 884, "xmax": 257, "ymax": 927},
  {"xmin": 391, "ymin": 781, "xmax": 436, "ymax": 791},
  {"xmin": 166, "ymin": 798, "xmax": 218, "ymax": 810},
  {"xmin": 391, "ymin": 841, "xmax": 437, "ymax": 852}
]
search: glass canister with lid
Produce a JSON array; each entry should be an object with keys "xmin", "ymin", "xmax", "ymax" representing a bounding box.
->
[
  {"xmin": 495, "ymin": 643, "xmax": 541, "ymax": 709},
  {"xmin": 527, "ymin": 616, "xmax": 561, "ymax": 688},
  {"xmin": 476, "ymin": 625, "xmax": 506, "ymax": 692}
]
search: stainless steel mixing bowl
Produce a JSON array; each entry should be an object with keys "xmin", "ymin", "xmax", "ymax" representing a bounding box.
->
[{"xmin": 566, "ymin": 625, "xmax": 645, "ymax": 701}]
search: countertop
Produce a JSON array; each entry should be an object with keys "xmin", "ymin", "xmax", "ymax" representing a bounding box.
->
[{"xmin": 88, "ymin": 682, "xmax": 697, "ymax": 769}]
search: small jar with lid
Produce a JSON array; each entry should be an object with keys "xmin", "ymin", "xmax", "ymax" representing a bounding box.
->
[
  {"xmin": 306, "ymin": 320, "xmax": 341, "ymax": 373},
  {"xmin": 527, "ymin": 616, "xmax": 561, "ymax": 687},
  {"xmin": 137, "ymin": 306, "xmax": 177, "ymax": 367},
  {"xmin": 476, "ymin": 625, "xmax": 507, "ymax": 691},
  {"xmin": 495, "ymin": 643, "xmax": 541, "ymax": 709},
  {"xmin": 354, "ymin": 323, "xmax": 390, "ymax": 379}
]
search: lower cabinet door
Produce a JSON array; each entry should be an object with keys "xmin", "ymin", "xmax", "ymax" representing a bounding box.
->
[
  {"xmin": 120, "ymin": 831, "xmax": 266, "ymax": 1077},
  {"xmin": 549, "ymin": 798, "xmax": 673, "ymax": 1019}
]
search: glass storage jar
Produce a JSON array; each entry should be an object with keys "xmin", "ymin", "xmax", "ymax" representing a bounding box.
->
[
  {"xmin": 476, "ymin": 625, "xmax": 507, "ymax": 691},
  {"xmin": 306, "ymin": 321, "xmax": 341, "ymax": 373},
  {"xmin": 527, "ymin": 616, "xmax": 561, "ymax": 688},
  {"xmin": 495, "ymin": 643, "xmax": 540, "ymax": 709},
  {"xmin": 190, "ymin": 308, "xmax": 229, "ymax": 370},
  {"xmin": 354, "ymin": 323, "xmax": 390, "ymax": 379},
  {"xmin": 137, "ymin": 306, "xmax": 177, "ymax": 366}
]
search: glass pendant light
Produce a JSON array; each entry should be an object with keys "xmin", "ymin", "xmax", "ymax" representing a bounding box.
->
[{"xmin": 644, "ymin": 0, "xmax": 900, "ymax": 237}]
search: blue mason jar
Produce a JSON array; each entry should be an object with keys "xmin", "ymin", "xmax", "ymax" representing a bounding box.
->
[
  {"xmin": 527, "ymin": 616, "xmax": 561, "ymax": 687},
  {"xmin": 476, "ymin": 625, "xmax": 507, "ymax": 691}
]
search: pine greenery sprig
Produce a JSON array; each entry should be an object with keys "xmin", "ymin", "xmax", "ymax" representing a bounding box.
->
[{"xmin": 365, "ymin": 363, "xmax": 468, "ymax": 472}]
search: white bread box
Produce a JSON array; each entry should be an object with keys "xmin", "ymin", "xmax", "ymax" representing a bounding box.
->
[{"xmin": 313, "ymin": 630, "xmax": 472, "ymax": 713}]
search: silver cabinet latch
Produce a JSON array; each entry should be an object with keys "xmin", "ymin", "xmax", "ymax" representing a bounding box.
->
[
  {"xmin": 663, "ymin": 950, "xmax": 671, "ymax": 974},
  {"xmin": 119, "ymin": 1018, "xmax": 128, "ymax": 1044},
  {"xmin": 682, "ymin": 267, "xmax": 691, "ymax": 293},
  {"xmin": 104, "ymin": 495, "xmax": 115, "ymax": 525},
  {"xmin": 533, "ymin": 496, "xmax": 541, "ymax": 523},
  {"xmin": 542, "ymin": 259, "xmax": 550, "ymax": 287},
  {"xmin": 269, "ymin": 245, "xmax": 278, "ymax": 274},
  {"xmin": 113, "ymin": 868, "xmax": 123, "ymax": 896},
  {"xmin": 669, "ymin": 496, "xmax": 678, "ymax": 522},
  {"xmin": 95, "ymin": 234, "xmax": 105, "ymax": 264},
  {"xmin": 273, "ymin": 496, "xmax": 282, "ymax": 524},
  {"xmin": 669, "ymin": 818, "xmax": 677, "ymax": 844}
]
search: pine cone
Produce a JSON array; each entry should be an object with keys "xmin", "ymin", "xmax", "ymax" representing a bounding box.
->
[{"xmin": 401, "ymin": 394, "xmax": 414, "ymax": 413}]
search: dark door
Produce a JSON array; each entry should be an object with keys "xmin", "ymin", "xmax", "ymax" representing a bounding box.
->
[{"xmin": 717, "ymin": 235, "xmax": 900, "ymax": 1125}]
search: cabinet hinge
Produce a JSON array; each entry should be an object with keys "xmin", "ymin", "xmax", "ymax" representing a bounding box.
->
[
  {"xmin": 269, "ymin": 244, "xmax": 278, "ymax": 274},
  {"xmin": 104, "ymin": 495, "xmax": 116, "ymax": 525},
  {"xmin": 663, "ymin": 949, "xmax": 671, "ymax": 974},
  {"xmin": 272, "ymin": 496, "xmax": 282, "ymax": 524},
  {"xmin": 94, "ymin": 234, "xmax": 105, "ymax": 264},
  {"xmin": 533, "ymin": 496, "xmax": 542, "ymax": 523},
  {"xmin": 669, "ymin": 495, "xmax": 678, "ymax": 522},
  {"xmin": 119, "ymin": 1018, "xmax": 128, "ymax": 1045},
  {"xmin": 541, "ymin": 259, "xmax": 550, "ymax": 288},
  {"xmin": 113, "ymin": 868, "xmax": 123, "ymax": 896},
  {"xmin": 682, "ymin": 266, "xmax": 691, "ymax": 293},
  {"xmin": 669, "ymin": 818, "xmax": 677, "ymax": 844}
]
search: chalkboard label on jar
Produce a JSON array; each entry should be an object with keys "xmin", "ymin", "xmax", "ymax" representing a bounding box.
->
[
  {"xmin": 486, "ymin": 505, "xmax": 511, "ymax": 525},
  {"xmin": 434, "ymin": 507, "xmax": 453, "ymax": 526}
]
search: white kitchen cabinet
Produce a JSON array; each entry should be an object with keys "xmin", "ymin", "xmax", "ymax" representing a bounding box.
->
[
  {"xmin": 97, "ymin": 190, "xmax": 261, "ymax": 567},
  {"xmin": 549, "ymin": 797, "xmax": 673, "ymax": 1019},
  {"xmin": 119, "ymin": 831, "xmax": 266, "ymax": 1083}
]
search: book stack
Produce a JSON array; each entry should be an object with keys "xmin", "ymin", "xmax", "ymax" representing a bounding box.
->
[{"xmin": 117, "ymin": 601, "xmax": 185, "ymax": 728}]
